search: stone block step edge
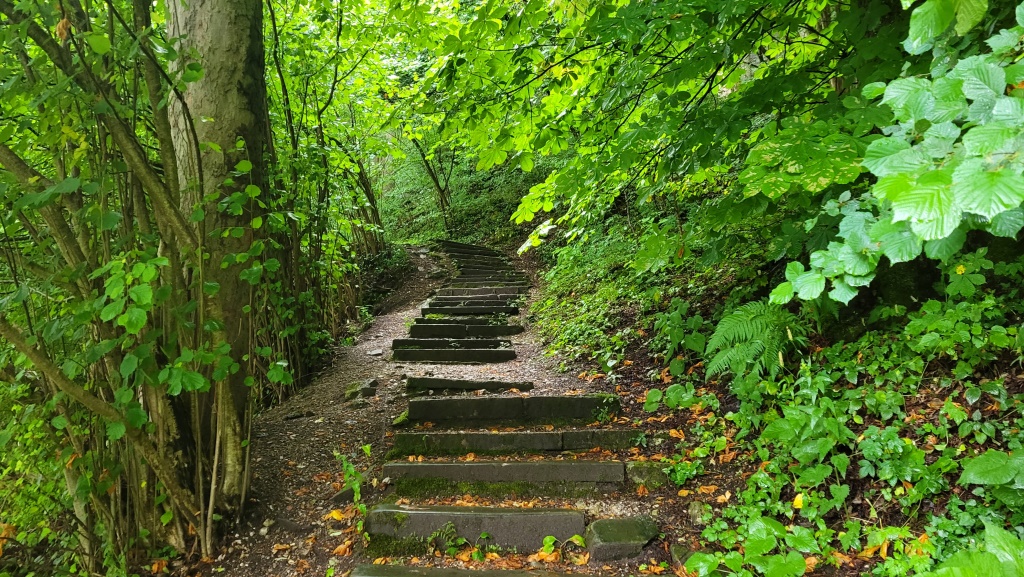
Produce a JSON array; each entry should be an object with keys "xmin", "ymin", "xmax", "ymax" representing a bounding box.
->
[{"xmin": 382, "ymin": 460, "xmax": 626, "ymax": 483}]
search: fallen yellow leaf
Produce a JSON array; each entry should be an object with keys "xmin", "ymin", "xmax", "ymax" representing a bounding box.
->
[
  {"xmin": 793, "ymin": 493, "xmax": 804, "ymax": 509},
  {"xmin": 373, "ymin": 557, "xmax": 388, "ymax": 565},
  {"xmin": 333, "ymin": 540, "xmax": 353, "ymax": 556}
]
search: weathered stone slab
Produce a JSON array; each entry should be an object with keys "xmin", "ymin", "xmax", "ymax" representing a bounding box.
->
[
  {"xmin": 585, "ymin": 516, "xmax": 659, "ymax": 560},
  {"xmin": 429, "ymin": 300, "xmax": 517, "ymax": 308},
  {"xmin": 408, "ymin": 397, "xmax": 524, "ymax": 421},
  {"xmin": 448, "ymin": 282, "xmax": 529, "ymax": 289},
  {"xmin": 391, "ymin": 349, "xmax": 516, "ymax": 363},
  {"xmin": 391, "ymin": 429, "xmax": 637, "ymax": 455},
  {"xmin": 406, "ymin": 395, "xmax": 619, "ymax": 423},
  {"xmin": 436, "ymin": 287, "xmax": 528, "ymax": 296},
  {"xmin": 522, "ymin": 395, "xmax": 619, "ymax": 421},
  {"xmin": 353, "ymin": 566, "xmax": 569, "ymax": 577},
  {"xmin": 383, "ymin": 461, "xmax": 625, "ymax": 483},
  {"xmin": 392, "ymin": 338, "xmax": 512, "ymax": 350},
  {"xmin": 626, "ymin": 461, "xmax": 671, "ymax": 489},
  {"xmin": 431, "ymin": 296, "xmax": 521, "ymax": 305},
  {"xmin": 421, "ymin": 306, "xmax": 519, "ymax": 316},
  {"xmin": 562, "ymin": 429, "xmax": 639, "ymax": 450},
  {"xmin": 366, "ymin": 504, "xmax": 585, "ymax": 551},
  {"xmin": 407, "ymin": 323, "xmax": 522, "ymax": 338},
  {"xmin": 414, "ymin": 317, "xmax": 496, "ymax": 325},
  {"xmin": 406, "ymin": 377, "xmax": 533, "ymax": 392},
  {"xmin": 392, "ymin": 431, "xmax": 563, "ymax": 455}
]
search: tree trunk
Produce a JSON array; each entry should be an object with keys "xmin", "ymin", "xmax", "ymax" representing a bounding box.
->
[{"xmin": 166, "ymin": 0, "xmax": 271, "ymax": 517}]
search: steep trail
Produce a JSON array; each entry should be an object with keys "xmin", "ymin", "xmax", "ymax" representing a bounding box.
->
[
  {"xmin": 217, "ymin": 243, "xmax": 685, "ymax": 577},
  {"xmin": 354, "ymin": 241, "xmax": 660, "ymax": 577}
]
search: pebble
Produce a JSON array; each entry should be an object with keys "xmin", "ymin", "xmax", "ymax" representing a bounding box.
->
[{"xmin": 367, "ymin": 349, "xmax": 384, "ymax": 356}]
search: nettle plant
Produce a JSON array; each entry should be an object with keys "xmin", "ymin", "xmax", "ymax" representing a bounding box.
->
[{"xmin": 772, "ymin": 3, "xmax": 1024, "ymax": 306}]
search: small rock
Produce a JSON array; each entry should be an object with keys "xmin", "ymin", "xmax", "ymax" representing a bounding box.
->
[
  {"xmin": 418, "ymin": 266, "xmax": 425, "ymax": 271},
  {"xmin": 585, "ymin": 516, "xmax": 659, "ymax": 561},
  {"xmin": 331, "ymin": 487, "xmax": 355, "ymax": 503},
  {"xmin": 671, "ymin": 543, "xmax": 695, "ymax": 566},
  {"xmin": 420, "ymin": 254, "xmax": 427, "ymax": 259},
  {"xmin": 350, "ymin": 399, "xmax": 368, "ymax": 409},
  {"xmin": 367, "ymin": 349, "xmax": 384, "ymax": 357}
]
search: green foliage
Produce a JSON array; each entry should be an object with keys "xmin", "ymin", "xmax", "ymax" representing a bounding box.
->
[{"xmin": 706, "ymin": 301, "xmax": 809, "ymax": 379}]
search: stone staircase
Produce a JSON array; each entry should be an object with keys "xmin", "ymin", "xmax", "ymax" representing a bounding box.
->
[{"xmin": 357, "ymin": 241, "xmax": 658, "ymax": 577}]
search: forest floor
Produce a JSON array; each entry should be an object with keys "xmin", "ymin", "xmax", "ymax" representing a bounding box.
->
[{"xmin": 203, "ymin": 246, "xmax": 742, "ymax": 577}]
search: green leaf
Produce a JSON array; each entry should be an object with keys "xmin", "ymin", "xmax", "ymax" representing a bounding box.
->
[
  {"xmin": 862, "ymin": 82, "xmax": 887, "ymax": 99},
  {"xmin": 904, "ymin": 0, "xmax": 955, "ymax": 54},
  {"xmin": 953, "ymin": 56, "xmax": 1007, "ymax": 100},
  {"xmin": 85, "ymin": 33, "xmax": 112, "ymax": 55},
  {"xmin": 51, "ymin": 415, "xmax": 68, "ymax": 430},
  {"xmin": 983, "ymin": 520, "xmax": 1024, "ymax": 577},
  {"xmin": 128, "ymin": 284, "xmax": 153, "ymax": 306},
  {"xmin": 829, "ymin": 278, "xmax": 859, "ymax": 304},
  {"xmin": 119, "ymin": 354, "xmax": 139, "ymax": 381},
  {"xmin": 160, "ymin": 509, "xmax": 173, "ymax": 525},
  {"xmin": 881, "ymin": 171, "xmax": 960, "ymax": 241},
  {"xmin": 235, "ymin": 159, "xmax": 253, "ymax": 173},
  {"xmin": 959, "ymin": 450, "xmax": 1018, "ymax": 485},
  {"xmin": 520, "ymin": 153, "xmax": 534, "ymax": 172},
  {"xmin": 953, "ymin": 0, "xmax": 987, "ymax": 34},
  {"xmin": 683, "ymin": 552, "xmax": 720, "ymax": 577},
  {"xmin": 762, "ymin": 551, "xmax": 806, "ymax": 577},
  {"xmin": 118, "ymin": 307, "xmax": 147, "ymax": 335},
  {"xmin": 862, "ymin": 138, "xmax": 930, "ymax": 177},
  {"xmin": 962, "ymin": 122, "xmax": 1020, "ymax": 156},
  {"xmin": 987, "ymin": 208, "xmax": 1024, "ymax": 238},
  {"xmin": 107, "ymin": 421, "xmax": 127, "ymax": 441},
  {"xmin": 924, "ymin": 228, "xmax": 967, "ymax": 260},
  {"xmin": 793, "ymin": 271, "xmax": 826, "ymax": 300},
  {"xmin": 769, "ymin": 281, "xmax": 795, "ymax": 304},
  {"xmin": 952, "ymin": 160, "xmax": 1024, "ymax": 218},
  {"xmin": 181, "ymin": 371, "xmax": 208, "ymax": 392},
  {"xmin": 100, "ymin": 298, "xmax": 126, "ymax": 322}
]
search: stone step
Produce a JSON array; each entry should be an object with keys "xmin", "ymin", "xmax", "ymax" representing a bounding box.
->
[
  {"xmin": 440, "ymin": 248, "xmax": 503, "ymax": 258},
  {"xmin": 456, "ymin": 268, "xmax": 516, "ymax": 274},
  {"xmin": 406, "ymin": 377, "xmax": 534, "ymax": 392},
  {"xmin": 451, "ymin": 256, "xmax": 510, "ymax": 267},
  {"xmin": 414, "ymin": 317, "xmax": 500, "ymax": 325},
  {"xmin": 353, "ymin": 566, "xmax": 570, "ymax": 577},
  {"xmin": 393, "ymin": 338, "xmax": 512, "ymax": 350},
  {"xmin": 391, "ymin": 429, "xmax": 638, "ymax": 456},
  {"xmin": 448, "ymin": 282, "xmax": 529, "ymax": 289},
  {"xmin": 366, "ymin": 504, "xmax": 584, "ymax": 551},
  {"xmin": 406, "ymin": 395, "xmax": 619, "ymax": 423},
  {"xmin": 436, "ymin": 239, "xmax": 499, "ymax": 251},
  {"xmin": 383, "ymin": 460, "xmax": 625, "ymax": 483},
  {"xmin": 432, "ymin": 294, "xmax": 522, "ymax": 302},
  {"xmin": 437, "ymin": 244, "xmax": 501, "ymax": 256},
  {"xmin": 456, "ymin": 271, "xmax": 525, "ymax": 278},
  {"xmin": 429, "ymin": 299, "xmax": 517, "ymax": 308},
  {"xmin": 408, "ymin": 324, "xmax": 524, "ymax": 338},
  {"xmin": 435, "ymin": 287, "xmax": 528, "ymax": 296},
  {"xmin": 421, "ymin": 306, "xmax": 519, "ymax": 316},
  {"xmin": 391, "ymin": 349, "xmax": 517, "ymax": 363}
]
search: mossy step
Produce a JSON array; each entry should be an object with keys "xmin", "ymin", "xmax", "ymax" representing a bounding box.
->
[
  {"xmin": 428, "ymin": 299, "xmax": 518, "ymax": 308},
  {"xmin": 435, "ymin": 287, "xmax": 528, "ymax": 296},
  {"xmin": 352, "ymin": 566, "xmax": 571, "ymax": 577},
  {"xmin": 409, "ymin": 324, "xmax": 524, "ymax": 338},
  {"xmin": 406, "ymin": 377, "xmax": 533, "ymax": 392},
  {"xmin": 366, "ymin": 504, "xmax": 584, "ymax": 551},
  {"xmin": 436, "ymin": 239, "xmax": 500, "ymax": 251},
  {"xmin": 456, "ymin": 272, "xmax": 526, "ymax": 278},
  {"xmin": 447, "ymin": 282, "xmax": 529, "ymax": 289},
  {"xmin": 432, "ymin": 294, "xmax": 522, "ymax": 302},
  {"xmin": 406, "ymin": 395, "xmax": 619, "ymax": 423},
  {"xmin": 391, "ymin": 429, "xmax": 638, "ymax": 456},
  {"xmin": 414, "ymin": 317, "xmax": 502, "ymax": 325},
  {"xmin": 421, "ymin": 306, "xmax": 519, "ymax": 316},
  {"xmin": 452, "ymin": 257, "xmax": 511, "ymax": 267},
  {"xmin": 383, "ymin": 460, "xmax": 625, "ymax": 483},
  {"xmin": 456, "ymin": 266, "xmax": 517, "ymax": 274},
  {"xmin": 393, "ymin": 338, "xmax": 512, "ymax": 350},
  {"xmin": 391, "ymin": 349, "xmax": 517, "ymax": 363}
]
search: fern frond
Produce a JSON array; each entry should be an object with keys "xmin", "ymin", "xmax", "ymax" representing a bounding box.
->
[{"xmin": 705, "ymin": 299, "xmax": 809, "ymax": 379}]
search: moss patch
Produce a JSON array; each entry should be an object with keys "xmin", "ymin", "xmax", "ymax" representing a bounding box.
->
[
  {"xmin": 394, "ymin": 478, "xmax": 606, "ymax": 499},
  {"xmin": 364, "ymin": 534, "xmax": 428, "ymax": 557}
]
